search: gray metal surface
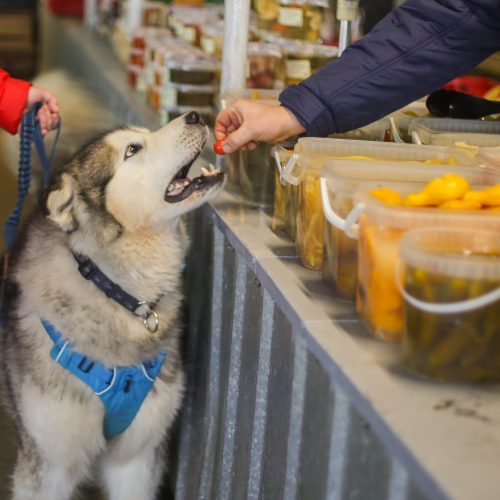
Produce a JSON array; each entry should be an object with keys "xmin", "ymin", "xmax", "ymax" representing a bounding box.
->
[{"xmin": 41, "ymin": 14, "xmax": 500, "ymax": 500}]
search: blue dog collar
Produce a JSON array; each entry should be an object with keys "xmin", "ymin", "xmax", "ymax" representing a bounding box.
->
[{"xmin": 42, "ymin": 320, "xmax": 167, "ymax": 439}]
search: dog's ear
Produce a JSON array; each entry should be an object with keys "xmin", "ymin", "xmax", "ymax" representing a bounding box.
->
[{"xmin": 45, "ymin": 173, "xmax": 78, "ymax": 232}]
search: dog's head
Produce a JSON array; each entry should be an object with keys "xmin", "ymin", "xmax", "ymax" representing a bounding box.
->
[{"xmin": 44, "ymin": 112, "xmax": 224, "ymax": 239}]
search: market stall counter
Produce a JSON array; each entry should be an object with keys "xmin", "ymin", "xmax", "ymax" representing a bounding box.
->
[{"xmin": 41, "ymin": 11, "xmax": 500, "ymax": 500}]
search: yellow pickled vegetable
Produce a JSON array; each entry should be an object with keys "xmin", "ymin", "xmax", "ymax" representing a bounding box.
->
[
  {"xmin": 369, "ymin": 187, "xmax": 403, "ymax": 206},
  {"xmin": 337, "ymin": 155, "xmax": 375, "ymax": 160},
  {"xmin": 463, "ymin": 184, "xmax": 500, "ymax": 207},
  {"xmin": 296, "ymin": 171, "xmax": 323, "ymax": 270},
  {"xmin": 439, "ymin": 199, "xmax": 482, "ymax": 210},
  {"xmin": 357, "ymin": 217, "xmax": 404, "ymax": 341},
  {"xmin": 404, "ymin": 173, "xmax": 470, "ymax": 207}
]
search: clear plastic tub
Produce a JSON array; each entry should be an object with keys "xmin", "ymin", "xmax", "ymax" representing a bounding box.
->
[
  {"xmin": 320, "ymin": 162, "xmax": 498, "ymax": 302},
  {"xmin": 239, "ymin": 143, "xmax": 276, "ymax": 206},
  {"xmin": 200, "ymin": 22, "xmax": 224, "ymax": 59},
  {"xmin": 283, "ymin": 40, "xmax": 337, "ymax": 85},
  {"xmin": 477, "ymin": 146, "xmax": 500, "ymax": 171},
  {"xmin": 274, "ymin": 0, "xmax": 329, "ymax": 41},
  {"xmin": 409, "ymin": 118, "xmax": 500, "ymax": 147},
  {"xmin": 246, "ymin": 42, "xmax": 283, "ymax": 90},
  {"xmin": 155, "ymin": 51, "xmax": 219, "ymax": 85},
  {"xmin": 399, "ymin": 228, "xmax": 500, "ymax": 383},
  {"xmin": 351, "ymin": 181, "xmax": 500, "ymax": 342},
  {"xmin": 278, "ymin": 138, "xmax": 476, "ymax": 271},
  {"xmin": 254, "ymin": 0, "xmax": 280, "ymax": 31},
  {"xmin": 162, "ymin": 81, "xmax": 216, "ymax": 108},
  {"xmin": 330, "ymin": 117, "xmax": 393, "ymax": 142},
  {"xmin": 220, "ymin": 88, "xmax": 281, "ymax": 187}
]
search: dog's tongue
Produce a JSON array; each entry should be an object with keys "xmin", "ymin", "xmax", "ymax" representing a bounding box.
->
[{"xmin": 167, "ymin": 178, "xmax": 190, "ymax": 197}]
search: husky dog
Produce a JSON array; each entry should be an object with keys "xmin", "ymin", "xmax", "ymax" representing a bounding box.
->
[{"xmin": 1, "ymin": 111, "xmax": 224, "ymax": 500}]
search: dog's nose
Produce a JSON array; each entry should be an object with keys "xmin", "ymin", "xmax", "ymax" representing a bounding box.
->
[{"xmin": 185, "ymin": 111, "xmax": 200, "ymax": 125}]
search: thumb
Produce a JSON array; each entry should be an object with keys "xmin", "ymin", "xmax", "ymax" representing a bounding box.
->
[{"xmin": 222, "ymin": 123, "xmax": 256, "ymax": 154}]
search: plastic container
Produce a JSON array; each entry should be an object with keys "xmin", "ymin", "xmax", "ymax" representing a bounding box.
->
[
  {"xmin": 162, "ymin": 82, "xmax": 216, "ymax": 108},
  {"xmin": 156, "ymin": 51, "xmax": 219, "ymax": 85},
  {"xmin": 283, "ymin": 40, "xmax": 337, "ymax": 85},
  {"xmin": 408, "ymin": 118, "xmax": 500, "ymax": 148},
  {"xmin": 348, "ymin": 179, "xmax": 500, "ymax": 342},
  {"xmin": 330, "ymin": 117, "xmax": 393, "ymax": 142},
  {"xmin": 274, "ymin": 0, "xmax": 329, "ymax": 41},
  {"xmin": 159, "ymin": 105, "xmax": 214, "ymax": 126},
  {"xmin": 221, "ymin": 89, "xmax": 281, "ymax": 187},
  {"xmin": 320, "ymin": 162, "xmax": 498, "ymax": 302},
  {"xmin": 128, "ymin": 64, "xmax": 145, "ymax": 92},
  {"xmin": 254, "ymin": 0, "xmax": 280, "ymax": 31},
  {"xmin": 399, "ymin": 228, "xmax": 500, "ymax": 383},
  {"xmin": 200, "ymin": 22, "xmax": 225, "ymax": 59},
  {"xmin": 477, "ymin": 146, "xmax": 500, "ymax": 171},
  {"xmin": 246, "ymin": 42, "xmax": 284, "ymax": 90},
  {"xmin": 239, "ymin": 143, "xmax": 276, "ymax": 206},
  {"xmin": 277, "ymin": 138, "xmax": 476, "ymax": 271},
  {"xmin": 143, "ymin": 2, "xmax": 169, "ymax": 27}
]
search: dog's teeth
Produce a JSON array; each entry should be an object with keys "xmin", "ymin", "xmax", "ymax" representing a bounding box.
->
[
  {"xmin": 167, "ymin": 184, "xmax": 174, "ymax": 192},
  {"xmin": 201, "ymin": 167, "xmax": 210, "ymax": 176}
]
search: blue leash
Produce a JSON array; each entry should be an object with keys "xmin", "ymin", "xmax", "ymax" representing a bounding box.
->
[
  {"xmin": 0, "ymin": 103, "xmax": 61, "ymax": 323},
  {"xmin": 4, "ymin": 103, "xmax": 61, "ymax": 250}
]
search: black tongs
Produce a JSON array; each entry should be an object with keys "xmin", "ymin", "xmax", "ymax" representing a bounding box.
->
[{"xmin": 426, "ymin": 89, "xmax": 500, "ymax": 119}]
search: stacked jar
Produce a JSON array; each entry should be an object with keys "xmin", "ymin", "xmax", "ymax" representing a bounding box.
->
[
  {"xmin": 152, "ymin": 46, "xmax": 219, "ymax": 126},
  {"xmin": 128, "ymin": 27, "xmax": 174, "ymax": 93},
  {"xmin": 282, "ymin": 40, "xmax": 337, "ymax": 85},
  {"xmin": 246, "ymin": 42, "xmax": 284, "ymax": 89}
]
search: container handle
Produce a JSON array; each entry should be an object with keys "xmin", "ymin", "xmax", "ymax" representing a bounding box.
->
[
  {"xmin": 273, "ymin": 149, "xmax": 300, "ymax": 186},
  {"xmin": 389, "ymin": 117, "xmax": 405, "ymax": 143},
  {"xmin": 411, "ymin": 130, "xmax": 423, "ymax": 145},
  {"xmin": 320, "ymin": 177, "xmax": 363, "ymax": 239},
  {"xmin": 396, "ymin": 261, "xmax": 500, "ymax": 314}
]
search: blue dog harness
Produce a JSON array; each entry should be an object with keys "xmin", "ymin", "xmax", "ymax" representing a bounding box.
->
[{"xmin": 42, "ymin": 319, "xmax": 167, "ymax": 440}]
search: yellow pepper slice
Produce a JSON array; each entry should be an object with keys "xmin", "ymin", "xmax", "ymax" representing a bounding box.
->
[
  {"xmin": 463, "ymin": 184, "xmax": 500, "ymax": 207},
  {"xmin": 439, "ymin": 199, "xmax": 482, "ymax": 210},
  {"xmin": 404, "ymin": 173, "xmax": 470, "ymax": 207},
  {"xmin": 369, "ymin": 187, "xmax": 403, "ymax": 206}
]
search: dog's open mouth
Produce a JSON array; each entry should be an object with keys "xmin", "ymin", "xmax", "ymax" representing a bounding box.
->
[{"xmin": 164, "ymin": 157, "xmax": 224, "ymax": 204}]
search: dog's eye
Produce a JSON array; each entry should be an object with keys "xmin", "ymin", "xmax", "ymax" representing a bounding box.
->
[{"xmin": 124, "ymin": 144, "xmax": 143, "ymax": 160}]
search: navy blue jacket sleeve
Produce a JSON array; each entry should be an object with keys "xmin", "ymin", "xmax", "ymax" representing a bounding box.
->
[{"xmin": 279, "ymin": 0, "xmax": 500, "ymax": 136}]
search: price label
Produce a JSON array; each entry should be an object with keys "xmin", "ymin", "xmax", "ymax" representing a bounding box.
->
[
  {"xmin": 285, "ymin": 59, "xmax": 311, "ymax": 80},
  {"xmin": 278, "ymin": 7, "xmax": 303, "ymax": 27}
]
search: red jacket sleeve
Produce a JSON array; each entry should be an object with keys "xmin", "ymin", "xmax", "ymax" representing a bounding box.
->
[{"xmin": 0, "ymin": 69, "xmax": 32, "ymax": 134}]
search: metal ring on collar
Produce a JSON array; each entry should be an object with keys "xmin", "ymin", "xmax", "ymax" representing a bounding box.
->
[{"xmin": 143, "ymin": 310, "xmax": 159, "ymax": 333}]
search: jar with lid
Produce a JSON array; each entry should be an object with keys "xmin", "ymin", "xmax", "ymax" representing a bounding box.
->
[
  {"xmin": 200, "ymin": 22, "xmax": 225, "ymax": 60},
  {"xmin": 399, "ymin": 228, "xmax": 500, "ymax": 383},
  {"xmin": 274, "ymin": 0, "xmax": 329, "ymax": 42},
  {"xmin": 162, "ymin": 82, "xmax": 217, "ymax": 108},
  {"xmin": 283, "ymin": 40, "xmax": 337, "ymax": 85},
  {"xmin": 254, "ymin": 0, "xmax": 280, "ymax": 31},
  {"xmin": 246, "ymin": 42, "xmax": 284, "ymax": 89}
]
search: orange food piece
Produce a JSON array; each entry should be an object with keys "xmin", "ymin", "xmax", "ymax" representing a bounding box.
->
[
  {"xmin": 296, "ymin": 171, "xmax": 323, "ymax": 270},
  {"xmin": 357, "ymin": 217, "xmax": 404, "ymax": 341},
  {"xmin": 369, "ymin": 187, "xmax": 403, "ymax": 206},
  {"xmin": 439, "ymin": 199, "xmax": 482, "ymax": 210}
]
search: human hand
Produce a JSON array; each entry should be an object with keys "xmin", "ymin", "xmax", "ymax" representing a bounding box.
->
[
  {"xmin": 214, "ymin": 100, "xmax": 305, "ymax": 153},
  {"xmin": 24, "ymin": 85, "xmax": 60, "ymax": 136}
]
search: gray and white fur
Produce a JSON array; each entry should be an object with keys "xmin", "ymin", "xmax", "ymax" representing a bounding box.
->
[{"xmin": 1, "ymin": 114, "xmax": 224, "ymax": 500}]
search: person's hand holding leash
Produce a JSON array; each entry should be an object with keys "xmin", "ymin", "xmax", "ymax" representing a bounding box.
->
[
  {"xmin": 25, "ymin": 85, "xmax": 60, "ymax": 136},
  {"xmin": 214, "ymin": 100, "xmax": 305, "ymax": 153}
]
